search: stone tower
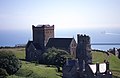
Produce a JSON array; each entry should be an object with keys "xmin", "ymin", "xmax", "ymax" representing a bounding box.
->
[
  {"xmin": 76, "ymin": 34, "xmax": 92, "ymax": 74},
  {"xmin": 32, "ymin": 24, "xmax": 54, "ymax": 47}
]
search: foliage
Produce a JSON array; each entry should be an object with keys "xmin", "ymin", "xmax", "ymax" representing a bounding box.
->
[
  {"xmin": 1, "ymin": 48, "xmax": 120, "ymax": 78},
  {"xmin": 0, "ymin": 50, "xmax": 22, "ymax": 75},
  {"xmin": 0, "ymin": 68, "xmax": 8, "ymax": 78},
  {"xmin": 42, "ymin": 47, "xmax": 72, "ymax": 67}
]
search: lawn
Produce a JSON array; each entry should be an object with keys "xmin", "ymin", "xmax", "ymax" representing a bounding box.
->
[
  {"xmin": 1, "ymin": 48, "xmax": 120, "ymax": 78},
  {"xmin": 0, "ymin": 48, "xmax": 61, "ymax": 78},
  {"xmin": 7, "ymin": 61, "xmax": 61, "ymax": 78},
  {"xmin": 92, "ymin": 51, "xmax": 120, "ymax": 78}
]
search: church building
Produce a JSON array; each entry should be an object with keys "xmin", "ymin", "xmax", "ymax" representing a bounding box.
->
[
  {"xmin": 25, "ymin": 24, "xmax": 112, "ymax": 78},
  {"xmin": 26, "ymin": 24, "xmax": 77, "ymax": 61}
]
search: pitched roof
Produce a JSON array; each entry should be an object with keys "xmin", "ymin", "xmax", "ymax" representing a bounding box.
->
[
  {"xmin": 46, "ymin": 38, "xmax": 73, "ymax": 49},
  {"xmin": 32, "ymin": 43, "xmax": 43, "ymax": 50},
  {"xmin": 26, "ymin": 41, "xmax": 44, "ymax": 50},
  {"xmin": 26, "ymin": 41, "xmax": 33, "ymax": 48}
]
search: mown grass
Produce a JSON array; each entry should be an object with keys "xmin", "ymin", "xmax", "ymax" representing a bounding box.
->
[
  {"xmin": 0, "ymin": 48, "xmax": 61, "ymax": 78},
  {"xmin": 92, "ymin": 51, "xmax": 120, "ymax": 78},
  {"xmin": 8, "ymin": 61, "xmax": 61, "ymax": 78},
  {"xmin": 1, "ymin": 48, "xmax": 120, "ymax": 78}
]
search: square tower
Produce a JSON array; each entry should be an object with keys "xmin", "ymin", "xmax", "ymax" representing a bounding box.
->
[
  {"xmin": 32, "ymin": 24, "xmax": 54, "ymax": 47},
  {"xmin": 76, "ymin": 34, "xmax": 92, "ymax": 73},
  {"xmin": 76, "ymin": 34, "xmax": 92, "ymax": 63}
]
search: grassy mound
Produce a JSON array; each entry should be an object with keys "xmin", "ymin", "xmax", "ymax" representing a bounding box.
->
[
  {"xmin": 8, "ymin": 61, "xmax": 61, "ymax": 78},
  {"xmin": 92, "ymin": 51, "xmax": 120, "ymax": 78},
  {"xmin": 1, "ymin": 48, "xmax": 120, "ymax": 78},
  {"xmin": 0, "ymin": 48, "xmax": 61, "ymax": 78}
]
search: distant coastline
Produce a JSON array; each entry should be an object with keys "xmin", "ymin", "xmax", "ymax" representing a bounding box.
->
[{"xmin": 0, "ymin": 28, "xmax": 120, "ymax": 50}]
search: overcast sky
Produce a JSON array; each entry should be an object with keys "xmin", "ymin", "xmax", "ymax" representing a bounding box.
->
[{"xmin": 0, "ymin": 0, "xmax": 120, "ymax": 31}]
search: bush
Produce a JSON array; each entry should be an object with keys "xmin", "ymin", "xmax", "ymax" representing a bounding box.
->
[
  {"xmin": 0, "ymin": 68, "xmax": 8, "ymax": 78},
  {"xmin": 0, "ymin": 50, "xmax": 21, "ymax": 75},
  {"xmin": 42, "ymin": 47, "xmax": 72, "ymax": 67}
]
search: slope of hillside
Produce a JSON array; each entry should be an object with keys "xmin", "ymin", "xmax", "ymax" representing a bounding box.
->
[
  {"xmin": 1, "ymin": 48, "xmax": 120, "ymax": 78},
  {"xmin": 92, "ymin": 51, "xmax": 120, "ymax": 78},
  {"xmin": 0, "ymin": 48, "xmax": 25, "ymax": 59},
  {"xmin": 7, "ymin": 61, "xmax": 61, "ymax": 78},
  {"xmin": 0, "ymin": 48, "xmax": 61, "ymax": 78}
]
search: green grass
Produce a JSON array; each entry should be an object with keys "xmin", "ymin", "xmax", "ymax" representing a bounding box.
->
[
  {"xmin": 0, "ymin": 48, "xmax": 25, "ymax": 59},
  {"xmin": 92, "ymin": 51, "xmax": 120, "ymax": 78},
  {"xmin": 8, "ymin": 61, "xmax": 62, "ymax": 78},
  {"xmin": 1, "ymin": 48, "xmax": 120, "ymax": 78},
  {"xmin": 0, "ymin": 48, "xmax": 61, "ymax": 78}
]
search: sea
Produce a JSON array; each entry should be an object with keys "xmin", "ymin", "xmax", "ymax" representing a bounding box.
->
[{"xmin": 0, "ymin": 28, "xmax": 120, "ymax": 51}]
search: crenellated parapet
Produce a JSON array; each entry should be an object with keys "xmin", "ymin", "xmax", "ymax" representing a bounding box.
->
[
  {"xmin": 32, "ymin": 24, "xmax": 54, "ymax": 30},
  {"xmin": 77, "ymin": 34, "xmax": 90, "ymax": 44},
  {"xmin": 32, "ymin": 24, "xmax": 54, "ymax": 47},
  {"xmin": 76, "ymin": 34, "xmax": 91, "ymax": 58}
]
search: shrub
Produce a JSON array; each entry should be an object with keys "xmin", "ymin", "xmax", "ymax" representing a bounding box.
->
[
  {"xmin": 0, "ymin": 68, "xmax": 8, "ymax": 78},
  {"xmin": 0, "ymin": 50, "xmax": 21, "ymax": 75},
  {"xmin": 42, "ymin": 47, "xmax": 72, "ymax": 67}
]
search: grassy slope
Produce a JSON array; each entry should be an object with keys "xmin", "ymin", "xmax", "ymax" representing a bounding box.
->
[
  {"xmin": 1, "ymin": 48, "xmax": 120, "ymax": 78},
  {"xmin": 0, "ymin": 48, "xmax": 25, "ymax": 59},
  {"xmin": 92, "ymin": 51, "xmax": 120, "ymax": 78},
  {"xmin": 0, "ymin": 48, "xmax": 61, "ymax": 78},
  {"xmin": 8, "ymin": 61, "xmax": 61, "ymax": 78}
]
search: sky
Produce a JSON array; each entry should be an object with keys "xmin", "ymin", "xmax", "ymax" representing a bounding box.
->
[
  {"xmin": 0, "ymin": 0, "xmax": 120, "ymax": 49},
  {"xmin": 0, "ymin": 0, "xmax": 120, "ymax": 31}
]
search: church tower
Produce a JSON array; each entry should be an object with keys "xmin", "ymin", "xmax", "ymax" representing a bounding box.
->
[
  {"xmin": 32, "ymin": 24, "xmax": 54, "ymax": 47},
  {"xmin": 76, "ymin": 34, "xmax": 92, "ymax": 63},
  {"xmin": 76, "ymin": 34, "xmax": 92, "ymax": 74}
]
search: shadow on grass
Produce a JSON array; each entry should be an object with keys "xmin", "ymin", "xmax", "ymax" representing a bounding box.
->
[
  {"xmin": 113, "ymin": 75, "xmax": 120, "ymax": 78},
  {"xmin": 56, "ymin": 73, "xmax": 63, "ymax": 77},
  {"xmin": 15, "ymin": 69, "xmax": 33, "ymax": 77},
  {"xmin": 112, "ymin": 70, "xmax": 120, "ymax": 78},
  {"xmin": 19, "ymin": 59, "xmax": 26, "ymax": 61}
]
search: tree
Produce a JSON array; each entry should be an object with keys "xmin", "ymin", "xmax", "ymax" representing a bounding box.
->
[
  {"xmin": 42, "ymin": 48, "xmax": 58, "ymax": 64},
  {"xmin": 0, "ymin": 50, "xmax": 21, "ymax": 75},
  {"xmin": 42, "ymin": 47, "xmax": 72, "ymax": 66},
  {"xmin": 42, "ymin": 47, "xmax": 72, "ymax": 72}
]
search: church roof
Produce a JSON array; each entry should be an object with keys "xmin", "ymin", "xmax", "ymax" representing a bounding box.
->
[
  {"xmin": 26, "ymin": 41, "xmax": 44, "ymax": 50},
  {"xmin": 33, "ymin": 43, "xmax": 43, "ymax": 50},
  {"xmin": 46, "ymin": 38, "xmax": 74, "ymax": 49},
  {"xmin": 26, "ymin": 41, "xmax": 33, "ymax": 48}
]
